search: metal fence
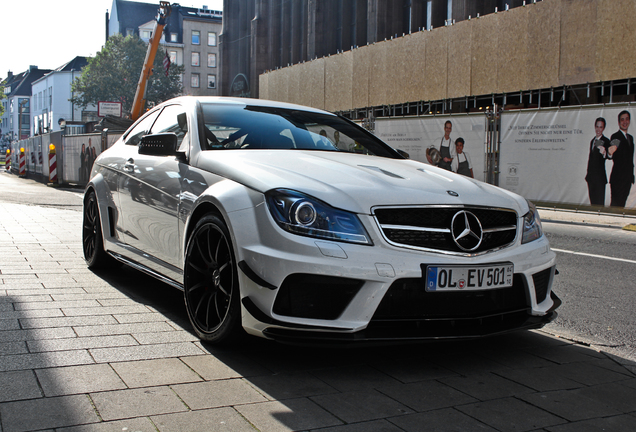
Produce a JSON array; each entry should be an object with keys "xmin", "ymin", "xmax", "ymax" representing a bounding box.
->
[{"xmin": 10, "ymin": 130, "xmax": 123, "ymax": 186}]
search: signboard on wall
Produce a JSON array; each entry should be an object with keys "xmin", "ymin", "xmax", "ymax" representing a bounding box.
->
[
  {"xmin": 500, "ymin": 106, "xmax": 635, "ymax": 210},
  {"xmin": 62, "ymin": 135, "xmax": 103, "ymax": 185},
  {"xmin": 374, "ymin": 114, "xmax": 487, "ymax": 182},
  {"xmin": 98, "ymin": 101, "xmax": 122, "ymax": 118},
  {"xmin": 371, "ymin": 106, "xmax": 635, "ymax": 210}
]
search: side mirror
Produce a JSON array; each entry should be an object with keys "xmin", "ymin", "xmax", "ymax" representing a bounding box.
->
[{"xmin": 138, "ymin": 133, "xmax": 178, "ymax": 156}]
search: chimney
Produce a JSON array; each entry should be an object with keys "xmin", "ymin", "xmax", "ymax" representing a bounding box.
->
[
  {"xmin": 29, "ymin": 65, "xmax": 38, "ymax": 71},
  {"xmin": 7, "ymin": 71, "xmax": 12, "ymax": 79}
]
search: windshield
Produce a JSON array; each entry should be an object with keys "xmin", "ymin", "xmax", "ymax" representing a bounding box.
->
[{"xmin": 199, "ymin": 103, "xmax": 401, "ymax": 158}]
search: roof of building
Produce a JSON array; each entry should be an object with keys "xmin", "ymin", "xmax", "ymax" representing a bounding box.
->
[
  {"xmin": 54, "ymin": 56, "xmax": 89, "ymax": 72},
  {"xmin": 112, "ymin": 0, "xmax": 163, "ymax": 34},
  {"xmin": 2, "ymin": 67, "xmax": 53, "ymax": 97},
  {"xmin": 110, "ymin": 0, "xmax": 221, "ymax": 41}
]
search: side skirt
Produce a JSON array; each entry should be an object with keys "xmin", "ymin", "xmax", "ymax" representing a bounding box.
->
[{"xmin": 108, "ymin": 251, "xmax": 184, "ymax": 291}]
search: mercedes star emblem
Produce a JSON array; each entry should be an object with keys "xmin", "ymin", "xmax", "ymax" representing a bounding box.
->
[{"xmin": 451, "ymin": 210, "xmax": 483, "ymax": 251}]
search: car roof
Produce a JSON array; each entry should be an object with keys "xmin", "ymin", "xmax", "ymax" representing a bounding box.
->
[{"xmin": 163, "ymin": 96, "xmax": 336, "ymax": 117}]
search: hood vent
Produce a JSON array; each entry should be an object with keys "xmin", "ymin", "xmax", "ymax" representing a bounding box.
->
[{"xmin": 358, "ymin": 165, "xmax": 404, "ymax": 179}]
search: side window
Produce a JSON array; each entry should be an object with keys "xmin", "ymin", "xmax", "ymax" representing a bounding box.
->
[
  {"xmin": 123, "ymin": 110, "xmax": 160, "ymax": 146},
  {"xmin": 150, "ymin": 104, "xmax": 189, "ymax": 151}
]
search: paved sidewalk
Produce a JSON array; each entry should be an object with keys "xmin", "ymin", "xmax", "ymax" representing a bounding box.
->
[
  {"xmin": 1, "ymin": 201, "xmax": 635, "ymax": 432},
  {"xmin": 538, "ymin": 207, "xmax": 636, "ymax": 230}
]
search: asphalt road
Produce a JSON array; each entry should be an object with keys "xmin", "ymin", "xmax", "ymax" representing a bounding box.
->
[
  {"xmin": 0, "ymin": 171, "xmax": 84, "ymax": 209},
  {"xmin": 542, "ymin": 221, "xmax": 636, "ymax": 361}
]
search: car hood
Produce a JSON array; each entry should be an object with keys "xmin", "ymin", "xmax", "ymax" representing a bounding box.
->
[{"xmin": 195, "ymin": 150, "xmax": 528, "ymax": 215}]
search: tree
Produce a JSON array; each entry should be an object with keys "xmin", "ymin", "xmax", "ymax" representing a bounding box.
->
[{"xmin": 70, "ymin": 34, "xmax": 184, "ymax": 116}]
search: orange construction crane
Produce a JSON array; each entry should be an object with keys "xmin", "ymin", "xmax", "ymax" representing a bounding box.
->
[{"xmin": 130, "ymin": 1, "xmax": 172, "ymax": 121}]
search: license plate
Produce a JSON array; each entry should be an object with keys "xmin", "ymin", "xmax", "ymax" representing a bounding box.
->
[{"xmin": 425, "ymin": 263, "xmax": 514, "ymax": 291}]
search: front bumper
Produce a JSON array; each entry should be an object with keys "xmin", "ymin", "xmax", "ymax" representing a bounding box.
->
[{"xmin": 229, "ymin": 202, "xmax": 559, "ymax": 344}]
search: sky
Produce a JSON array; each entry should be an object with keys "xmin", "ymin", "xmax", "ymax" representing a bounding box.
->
[{"xmin": 1, "ymin": 0, "xmax": 223, "ymax": 77}]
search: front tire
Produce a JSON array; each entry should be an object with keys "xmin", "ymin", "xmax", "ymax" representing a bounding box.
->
[{"xmin": 184, "ymin": 214, "xmax": 241, "ymax": 343}]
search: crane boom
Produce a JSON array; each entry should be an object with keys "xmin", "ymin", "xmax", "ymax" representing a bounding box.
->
[{"xmin": 130, "ymin": 1, "xmax": 172, "ymax": 121}]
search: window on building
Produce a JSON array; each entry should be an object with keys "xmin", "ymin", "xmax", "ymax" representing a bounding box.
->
[
  {"xmin": 169, "ymin": 51, "xmax": 177, "ymax": 64},
  {"xmin": 192, "ymin": 30, "xmax": 200, "ymax": 45},
  {"xmin": 207, "ymin": 53, "xmax": 216, "ymax": 68},
  {"xmin": 141, "ymin": 29, "xmax": 151, "ymax": 39},
  {"xmin": 126, "ymin": 28, "xmax": 134, "ymax": 37},
  {"xmin": 191, "ymin": 74, "xmax": 200, "ymax": 88},
  {"xmin": 208, "ymin": 32, "xmax": 217, "ymax": 46},
  {"xmin": 207, "ymin": 74, "xmax": 216, "ymax": 89},
  {"xmin": 49, "ymin": 87, "xmax": 52, "ymax": 108},
  {"xmin": 191, "ymin": 52, "xmax": 200, "ymax": 67},
  {"xmin": 170, "ymin": 33, "xmax": 178, "ymax": 42}
]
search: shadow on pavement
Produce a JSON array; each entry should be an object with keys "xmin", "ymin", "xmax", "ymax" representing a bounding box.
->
[{"xmin": 72, "ymin": 265, "xmax": 636, "ymax": 431}]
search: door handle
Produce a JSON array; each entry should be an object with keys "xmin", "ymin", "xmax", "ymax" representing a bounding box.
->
[{"xmin": 124, "ymin": 158, "xmax": 135, "ymax": 173}]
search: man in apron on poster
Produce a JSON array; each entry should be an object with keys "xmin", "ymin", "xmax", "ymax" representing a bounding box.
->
[
  {"xmin": 437, "ymin": 120, "xmax": 455, "ymax": 171},
  {"xmin": 452, "ymin": 137, "xmax": 474, "ymax": 178}
]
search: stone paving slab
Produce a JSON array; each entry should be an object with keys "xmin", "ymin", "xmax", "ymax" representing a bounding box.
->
[
  {"xmin": 90, "ymin": 386, "xmax": 188, "ymax": 421},
  {"xmin": 109, "ymin": 358, "xmax": 203, "ymax": 388},
  {"xmin": 456, "ymin": 397, "xmax": 566, "ymax": 431},
  {"xmin": 235, "ymin": 398, "xmax": 343, "ymax": 432},
  {"xmin": 150, "ymin": 406, "xmax": 258, "ymax": 432},
  {"xmin": 1, "ymin": 190, "xmax": 636, "ymax": 431},
  {"xmin": 35, "ymin": 364, "xmax": 128, "ymax": 397},
  {"xmin": 0, "ymin": 394, "xmax": 100, "ymax": 432}
]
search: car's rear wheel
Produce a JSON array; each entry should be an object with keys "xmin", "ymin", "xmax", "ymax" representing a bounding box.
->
[
  {"xmin": 83, "ymin": 191, "xmax": 115, "ymax": 268},
  {"xmin": 184, "ymin": 214, "xmax": 241, "ymax": 343}
]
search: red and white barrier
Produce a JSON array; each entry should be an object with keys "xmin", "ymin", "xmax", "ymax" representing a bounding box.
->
[
  {"xmin": 19, "ymin": 148, "xmax": 26, "ymax": 176},
  {"xmin": 49, "ymin": 145, "xmax": 57, "ymax": 183}
]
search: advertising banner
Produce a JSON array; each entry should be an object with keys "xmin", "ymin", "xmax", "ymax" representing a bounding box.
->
[
  {"xmin": 375, "ymin": 114, "xmax": 487, "ymax": 182},
  {"xmin": 500, "ymin": 106, "xmax": 636, "ymax": 209},
  {"xmin": 61, "ymin": 134, "xmax": 103, "ymax": 185}
]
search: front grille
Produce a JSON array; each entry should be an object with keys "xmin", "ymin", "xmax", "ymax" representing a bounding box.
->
[
  {"xmin": 374, "ymin": 206, "xmax": 518, "ymax": 254},
  {"xmin": 532, "ymin": 267, "xmax": 553, "ymax": 303},
  {"xmin": 373, "ymin": 275, "xmax": 529, "ymax": 320}
]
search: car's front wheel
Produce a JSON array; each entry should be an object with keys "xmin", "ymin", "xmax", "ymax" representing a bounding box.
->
[{"xmin": 184, "ymin": 214, "xmax": 241, "ymax": 343}]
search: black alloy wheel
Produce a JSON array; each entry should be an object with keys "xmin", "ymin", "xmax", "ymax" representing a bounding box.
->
[
  {"xmin": 82, "ymin": 191, "xmax": 113, "ymax": 268},
  {"xmin": 184, "ymin": 214, "xmax": 240, "ymax": 343}
]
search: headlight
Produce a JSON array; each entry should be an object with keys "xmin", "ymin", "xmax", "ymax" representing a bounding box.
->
[
  {"xmin": 521, "ymin": 200, "xmax": 543, "ymax": 244},
  {"xmin": 265, "ymin": 189, "xmax": 372, "ymax": 245}
]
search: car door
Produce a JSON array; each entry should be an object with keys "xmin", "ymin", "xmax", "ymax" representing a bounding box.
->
[
  {"xmin": 111, "ymin": 109, "xmax": 160, "ymax": 246},
  {"xmin": 117, "ymin": 104, "xmax": 187, "ymax": 272}
]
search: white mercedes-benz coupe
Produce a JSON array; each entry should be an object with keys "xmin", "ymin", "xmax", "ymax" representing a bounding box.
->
[{"xmin": 83, "ymin": 96, "xmax": 560, "ymax": 344}]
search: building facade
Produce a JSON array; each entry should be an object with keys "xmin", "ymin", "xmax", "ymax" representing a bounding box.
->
[
  {"xmin": 1, "ymin": 66, "xmax": 52, "ymax": 145},
  {"xmin": 219, "ymin": 0, "xmax": 533, "ymax": 98},
  {"xmin": 31, "ymin": 57, "xmax": 98, "ymax": 136},
  {"xmin": 108, "ymin": 0, "xmax": 222, "ymax": 96}
]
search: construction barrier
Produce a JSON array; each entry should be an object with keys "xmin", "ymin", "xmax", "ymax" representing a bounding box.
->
[
  {"xmin": 19, "ymin": 148, "xmax": 26, "ymax": 177},
  {"xmin": 4, "ymin": 149, "xmax": 9, "ymax": 171},
  {"xmin": 49, "ymin": 144, "xmax": 57, "ymax": 183}
]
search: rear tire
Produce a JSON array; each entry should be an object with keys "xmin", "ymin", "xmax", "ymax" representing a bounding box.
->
[
  {"xmin": 184, "ymin": 214, "xmax": 241, "ymax": 344},
  {"xmin": 82, "ymin": 191, "xmax": 115, "ymax": 269}
]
